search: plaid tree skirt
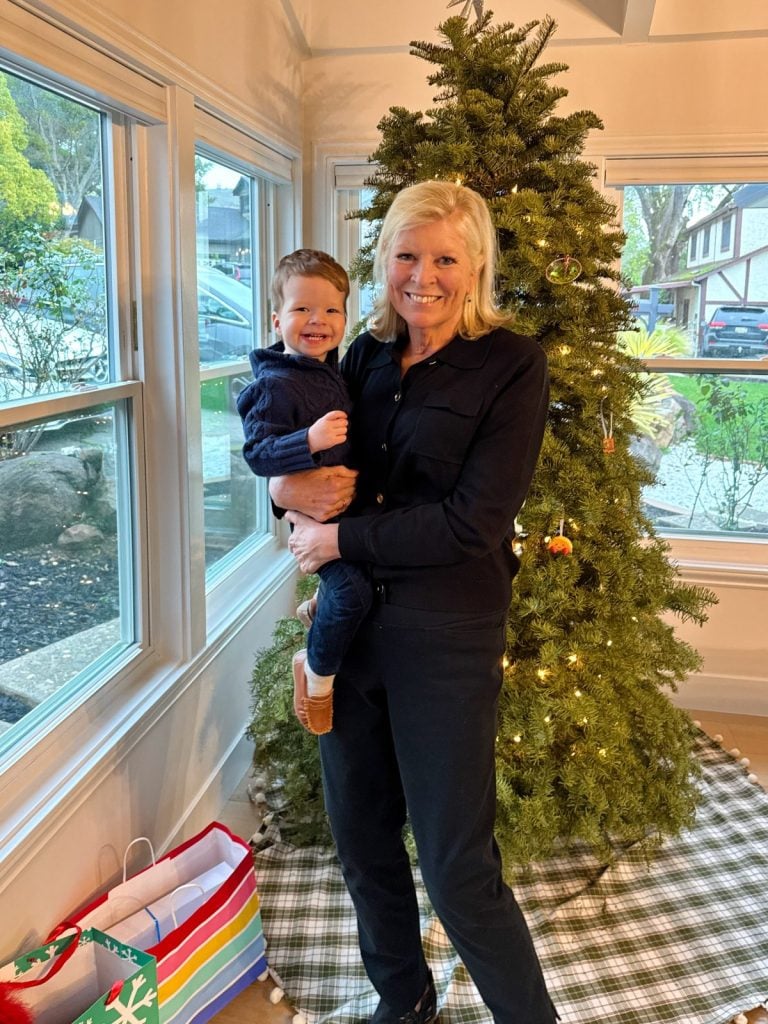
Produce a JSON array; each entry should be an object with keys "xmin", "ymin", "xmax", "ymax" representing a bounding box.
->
[{"xmin": 253, "ymin": 734, "xmax": 768, "ymax": 1024}]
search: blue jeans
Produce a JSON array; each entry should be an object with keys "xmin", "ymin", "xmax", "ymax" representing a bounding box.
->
[{"xmin": 307, "ymin": 559, "xmax": 373, "ymax": 676}]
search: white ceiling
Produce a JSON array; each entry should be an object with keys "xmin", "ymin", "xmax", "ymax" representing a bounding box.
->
[{"xmin": 283, "ymin": 0, "xmax": 768, "ymax": 54}]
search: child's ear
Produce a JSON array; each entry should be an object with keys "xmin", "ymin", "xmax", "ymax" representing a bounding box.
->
[{"xmin": 271, "ymin": 310, "xmax": 281, "ymax": 336}]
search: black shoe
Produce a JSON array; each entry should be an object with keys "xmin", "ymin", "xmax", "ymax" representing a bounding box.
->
[{"xmin": 369, "ymin": 973, "xmax": 438, "ymax": 1024}]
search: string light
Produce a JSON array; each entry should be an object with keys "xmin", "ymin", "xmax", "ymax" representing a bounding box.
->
[
  {"xmin": 559, "ymin": 344, "xmax": 572, "ymax": 356},
  {"xmin": 567, "ymin": 653, "xmax": 578, "ymax": 665},
  {"xmin": 536, "ymin": 668, "xmax": 550, "ymax": 681},
  {"xmin": 598, "ymin": 748, "xmax": 607, "ymax": 758},
  {"xmin": 544, "ymin": 715, "xmax": 551, "ymax": 723},
  {"xmin": 574, "ymin": 688, "xmax": 582, "ymax": 697},
  {"xmin": 513, "ymin": 734, "xmax": 522, "ymax": 743},
  {"xmin": 502, "ymin": 655, "xmax": 510, "ymax": 668}
]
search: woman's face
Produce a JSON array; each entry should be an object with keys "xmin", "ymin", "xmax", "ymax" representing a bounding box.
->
[{"xmin": 387, "ymin": 215, "xmax": 477, "ymax": 343}]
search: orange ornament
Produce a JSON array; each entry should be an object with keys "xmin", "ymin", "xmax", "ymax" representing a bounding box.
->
[{"xmin": 547, "ymin": 535, "xmax": 573, "ymax": 557}]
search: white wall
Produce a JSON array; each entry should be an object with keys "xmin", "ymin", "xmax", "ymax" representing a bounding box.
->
[{"xmin": 303, "ymin": 32, "xmax": 768, "ymax": 714}]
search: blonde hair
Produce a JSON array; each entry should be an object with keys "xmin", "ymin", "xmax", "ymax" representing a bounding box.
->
[
  {"xmin": 368, "ymin": 180, "xmax": 508, "ymax": 341},
  {"xmin": 271, "ymin": 248, "xmax": 350, "ymax": 312}
]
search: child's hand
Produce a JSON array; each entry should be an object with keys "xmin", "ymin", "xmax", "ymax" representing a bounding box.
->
[{"xmin": 308, "ymin": 410, "xmax": 348, "ymax": 453}]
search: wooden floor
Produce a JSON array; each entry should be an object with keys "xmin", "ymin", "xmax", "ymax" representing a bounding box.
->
[{"xmin": 214, "ymin": 709, "xmax": 768, "ymax": 1024}]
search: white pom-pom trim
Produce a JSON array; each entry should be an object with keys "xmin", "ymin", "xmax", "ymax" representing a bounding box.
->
[
  {"xmin": 730, "ymin": 748, "xmax": 741, "ymax": 757},
  {"xmin": 740, "ymin": 758, "xmax": 751, "ymax": 767},
  {"xmin": 270, "ymin": 988, "xmax": 285, "ymax": 1004},
  {"xmin": 747, "ymin": 773, "xmax": 760, "ymax": 785},
  {"xmin": 293, "ymin": 1015, "xmax": 308, "ymax": 1024},
  {"xmin": 257, "ymin": 970, "xmax": 269, "ymax": 983},
  {"xmin": 733, "ymin": 1014, "xmax": 748, "ymax": 1024},
  {"xmin": 713, "ymin": 733, "xmax": 723, "ymax": 742},
  {"xmin": 692, "ymin": 720, "xmax": 701, "ymax": 728}
]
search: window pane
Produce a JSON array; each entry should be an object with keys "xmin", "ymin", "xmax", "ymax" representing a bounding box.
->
[
  {"xmin": 0, "ymin": 401, "xmax": 135, "ymax": 741},
  {"xmin": 201, "ymin": 371, "xmax": 268, "ymax": 568},
  {"xmin": 638, "ymin": 372, "xmax": 768, "ymax": 538},
  {"xmin": 622, "ymin": 182, "xmax": 767, "ymax": 358},
  {"xmin": 195, "ymin": 158, "xmax": 257, "ymax": 366},
  {"xmin": 0, "ymin": 70, "xmax": 109, "ymax": 402}
]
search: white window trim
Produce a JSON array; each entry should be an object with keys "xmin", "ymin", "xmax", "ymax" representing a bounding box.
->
[{"xmin": 587, "ymin": 134, "xmax": 768, "ymax": 580}]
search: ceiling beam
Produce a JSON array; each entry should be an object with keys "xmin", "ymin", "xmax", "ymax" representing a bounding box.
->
[
  {"xmin": 621, "ymin": 0, "xmax": 657, "ymax": 41},
  {"xmin": 572, "ymin": 0, "xmax": 627, "ymax": 34}
]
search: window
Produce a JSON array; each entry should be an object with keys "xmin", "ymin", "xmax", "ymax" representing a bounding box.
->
[
  {"xmin": 720, "ymin": 215, "xmax": 732, "ymax": 251},
  {"xmin": 689, "ymin": 233, "xmax": 697, "ymax": 261},
  {"xmin": 0, "ymin": 68, "xmax": 138, "ymax": 743},
  {"xmin": 620, "ymin": 180, "xmax": 768, "ymax": 542}
]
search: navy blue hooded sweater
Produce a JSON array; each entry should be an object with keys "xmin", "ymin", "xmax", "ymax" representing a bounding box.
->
[{"xmin": 236, "ymin": 341, "xmax": 353, "ymax": 477}]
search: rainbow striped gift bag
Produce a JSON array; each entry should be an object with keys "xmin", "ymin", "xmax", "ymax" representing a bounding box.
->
[{"xmin": 69, "ymin": 822, "xmax": 267, "ymax": 1024}]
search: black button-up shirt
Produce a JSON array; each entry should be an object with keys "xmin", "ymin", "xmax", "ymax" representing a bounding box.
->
[{"xmin": 338, "ymin": 327, "xmax": 549, "ymax": 614}]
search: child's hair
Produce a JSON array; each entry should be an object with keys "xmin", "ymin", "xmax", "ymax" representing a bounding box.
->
[{"xmin": 271, "ymin": 249, "xmax": 350, "ymax": 312}]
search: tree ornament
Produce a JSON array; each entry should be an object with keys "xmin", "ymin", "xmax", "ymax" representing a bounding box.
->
[
  {"xmin": 545, "ymin": 255, "xmax": 582, "ymax": 284},
  {"xmin": 0, "ymin": 986, "xmax": 33, "ymax": 1024},
  {"xmin": 599, "ymin": 397, "xmax": 615, "ymax": 454},
  {"xmin": 546, "ymin": 520, "xmax": 573, "ymax": 556}
]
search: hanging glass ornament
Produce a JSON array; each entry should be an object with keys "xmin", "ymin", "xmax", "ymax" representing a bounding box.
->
[{"xmin": 545, "ymin": 255, "xmax": 583, "ymax": 284}]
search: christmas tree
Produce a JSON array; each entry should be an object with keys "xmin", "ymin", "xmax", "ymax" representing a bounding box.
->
[{"xmin": 248, "ymin": 10, "xmax": 716, "ymax": 865}]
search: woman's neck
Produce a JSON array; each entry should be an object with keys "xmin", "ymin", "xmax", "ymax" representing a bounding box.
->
[{"xmin": 407, "ymin": 327, "xmax": 454, "ymax": 357}]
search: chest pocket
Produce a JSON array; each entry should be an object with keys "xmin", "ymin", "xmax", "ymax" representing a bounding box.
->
[{"xmin": 411, "ymin": 390, "xmax": 483, "ymax": 464}]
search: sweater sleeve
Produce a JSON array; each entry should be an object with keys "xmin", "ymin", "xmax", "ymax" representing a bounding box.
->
[
  {"xmin": 238, "ymin": 376, "xmax": 317, "ymax": 477},
  {"xmin": 338, "ymin": 346, "xmax": 549, "ymax": 566}
]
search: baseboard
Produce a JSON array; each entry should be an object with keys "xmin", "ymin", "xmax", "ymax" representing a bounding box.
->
[{"xmin": 673, "ymin": 672, "xmax": 768, "ymax": 717}]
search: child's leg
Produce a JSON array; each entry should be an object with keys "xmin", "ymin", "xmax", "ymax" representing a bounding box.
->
[{"xmin": 293, "ymin": 561, "xmax": 372, "ymax": 735}]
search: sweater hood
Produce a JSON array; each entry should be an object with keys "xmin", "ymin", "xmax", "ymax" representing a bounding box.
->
[{"xmin": 248, "ymin": 340, "xmax": 340, "ymax": 377}]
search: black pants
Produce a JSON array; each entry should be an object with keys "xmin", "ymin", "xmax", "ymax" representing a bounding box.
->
[{"xmin": 319, "ymin": 603, "xmax": 558, "ymax": 1024}]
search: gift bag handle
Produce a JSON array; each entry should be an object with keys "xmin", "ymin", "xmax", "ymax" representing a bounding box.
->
[
  {"xmin": 4, "ymin": 923, "xmax": 83, "ymax": 991},
  {"xmin": 169, "ymin": 883, "xmax": 205, "ymax": 928},
  {"xmin": 122, "ymin": 836, "xmax": 157, "ymax": 882}
]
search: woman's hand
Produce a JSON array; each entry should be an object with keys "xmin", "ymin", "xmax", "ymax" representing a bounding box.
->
[
  {"xmin": 270, "ymin": 466, "xmax": 357, "ymax": 522},
  {"xmin": 285, "ymin": 511, "xmax": 340, "ymax": 573}
]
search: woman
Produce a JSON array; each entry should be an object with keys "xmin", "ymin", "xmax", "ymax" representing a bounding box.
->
[{"xmin": 273, "ymin": 181, "xmax": 558, "ymax": 1024}]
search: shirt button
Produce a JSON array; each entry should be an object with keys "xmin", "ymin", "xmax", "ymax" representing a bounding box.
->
[
  {"xmin": 394, "ymin": 391, "xmax": 401, "ymax": 402},
  {"xmin": 381, "ymin": 442, "xmax": 387, "ymax": 452},
  {"xmin": 376, "ymin": 492, "xmax": 384, "ymax": 505}
]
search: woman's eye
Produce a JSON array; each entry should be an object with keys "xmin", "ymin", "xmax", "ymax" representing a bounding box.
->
[
  {"xmin": 438, "ymin": 256, "xmax": 457, "ymax": 266},
  {"xmin": 395, "ymin": 253, "xmax": 414, "ymax": 261}
]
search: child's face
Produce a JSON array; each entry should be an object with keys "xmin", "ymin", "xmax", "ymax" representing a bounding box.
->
[{"xmin": 272, "ymin": 274, "xmax": 347, "ymax": 361}]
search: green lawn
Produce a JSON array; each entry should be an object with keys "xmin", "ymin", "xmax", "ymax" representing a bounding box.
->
[{"xmin": 668, "ymin": 373, "xmax": 768, "ymax": 463}]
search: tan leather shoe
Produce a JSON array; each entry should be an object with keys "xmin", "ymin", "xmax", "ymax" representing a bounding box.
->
[{"xmin": 292, "ymin": 650, "xmax": 333, "ymax": 735}]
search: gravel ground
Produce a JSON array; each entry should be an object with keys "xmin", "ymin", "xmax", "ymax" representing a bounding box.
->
[{"xmin": 0, "ymin": 538, "xmax": 119, "ymax": 667}]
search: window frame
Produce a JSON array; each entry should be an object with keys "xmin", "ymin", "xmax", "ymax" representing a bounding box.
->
[
  {"xmin": 0, "ymin": 15, "xmax": 301, "ymax": 876},
  {"xmin": 589, "ymin": 140, "xmax": 768, "ymax": 577},
  {"xmin": 192, "ymin": 118, "xmax": 300, "ymax": 636}
]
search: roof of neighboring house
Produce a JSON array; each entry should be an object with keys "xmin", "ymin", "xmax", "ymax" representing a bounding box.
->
[
  {"xmin": 686, "ymin": 183, "xmax": 768, "ymax": 233},
  {"xmin": 76, "ymin": 195, "xmax": 103, "ymax": 227},
  {"xmin": 633, "ymin": 243, "xmax": 768, "ymax": 292},
  {"xmin": 198, "ymin": 206, "xmax": 249, "ymax": 244}
]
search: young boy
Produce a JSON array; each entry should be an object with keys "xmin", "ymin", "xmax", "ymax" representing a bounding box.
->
[{"xmin": 236, "ymin": 249, "xmax": 371, "ymax": 735}]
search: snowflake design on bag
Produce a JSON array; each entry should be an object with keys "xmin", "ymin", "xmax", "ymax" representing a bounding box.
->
[{"xmin": 72, "ymin": 973, "xmax": 157, "ymax": 1024}]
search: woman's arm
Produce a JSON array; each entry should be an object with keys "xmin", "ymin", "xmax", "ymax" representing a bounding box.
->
[{"xmin": 269, "ymin": 466, "xmax": 357, "ymax": 522}]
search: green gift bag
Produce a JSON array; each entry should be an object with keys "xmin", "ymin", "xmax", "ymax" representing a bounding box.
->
[{"xmin": 0, "ymin": 925, "xmax": 158, "ymax": 1024}]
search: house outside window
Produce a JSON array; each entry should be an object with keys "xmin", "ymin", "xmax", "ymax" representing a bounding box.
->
[
  {"xmin": 0, "ymin": 68, "xmax": 138, "ymax": 740},
  {"xmin": 689, "ymin": 233, "xmax": 697, "ymax": 261},
  {"xmin": 620, "ymin": 179, "xmax": 768, "ymax": 543}
]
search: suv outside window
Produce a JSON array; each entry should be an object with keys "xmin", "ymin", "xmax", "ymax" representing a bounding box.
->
[{"xmin": 701, "ymin": 305, "xmax": 768, "ymax": 358}]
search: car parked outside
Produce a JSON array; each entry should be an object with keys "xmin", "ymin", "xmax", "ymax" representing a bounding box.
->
[
  {"xmin": 700, "ymin": 305, "xmax": 768, "ymax": 358},
  {"xmin": 197, "ymin": 267, "xmax": 255, "ymax": 363}
]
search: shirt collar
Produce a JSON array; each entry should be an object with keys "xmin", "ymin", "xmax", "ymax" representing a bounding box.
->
[{"xmin": 387, "ymin": 329, "xmax": 495, "ymax": 370}]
